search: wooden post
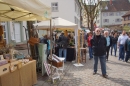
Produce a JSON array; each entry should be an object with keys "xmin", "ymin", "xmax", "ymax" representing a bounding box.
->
[{"xmin": 77, "ymin": 30, "xmax": 81, "ymax": 64}]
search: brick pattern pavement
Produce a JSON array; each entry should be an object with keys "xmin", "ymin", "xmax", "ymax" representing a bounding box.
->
[{"xmin": 33, "ymin": 52, "xmax": 130, "ymax": 86}]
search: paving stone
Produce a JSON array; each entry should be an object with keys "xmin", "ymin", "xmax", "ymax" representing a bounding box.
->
[{"xmin": 36, "ymin": 50, "xmax": 130, "ymax": 86}]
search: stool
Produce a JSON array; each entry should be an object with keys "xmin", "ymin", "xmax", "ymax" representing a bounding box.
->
[{"xmin": 80, "ymin": 48, "xmax": 87, "ymax": 63}]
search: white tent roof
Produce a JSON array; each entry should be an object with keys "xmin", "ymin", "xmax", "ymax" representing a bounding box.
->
[
  {"xmin": 33, "ymin": 17, "xmax": 78, "ymax": 30},
  {"xmin": 1, "ymin": 0, "xmax": 51, "ymax": 19}
]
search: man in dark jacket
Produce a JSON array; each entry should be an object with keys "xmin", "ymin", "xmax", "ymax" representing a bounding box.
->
[
  {"xmin": 111, "ymin": 32, "xmax": 118, "ymax": 57},
  {"xmin": 58, "ymin": 32, "xmax": 69, "ymax": 62},
  {"xmin": 91, "ymin": 28, "xmax": 108, "ymax": 78},
  {"xmin": 125, "ymin": 34, "xmax": 130, "ymax": 62}
]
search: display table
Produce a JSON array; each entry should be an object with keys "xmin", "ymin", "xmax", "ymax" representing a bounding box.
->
[
  {"xmin": 55, "ymin": 47, "xmax": 76, "ymax": 61},
  {"xmin": 0, "ymin": 60, "xmax": 37, "ymax": 86}
]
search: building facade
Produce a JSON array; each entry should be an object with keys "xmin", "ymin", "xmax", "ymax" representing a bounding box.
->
[
  {"xmin": 122, "ymin": 11, "xmax": 130, "ymax": 26},
  {"xmin": 41, "ymin": 0, "xmax": 81, "ymax": 28},
  {"xmin": 96, "ymin": 0, "xmax": 130, "ymax": 28},
  {"xmin": 1, "ymin": 21, "xmax": 27, "ymax": 44}
]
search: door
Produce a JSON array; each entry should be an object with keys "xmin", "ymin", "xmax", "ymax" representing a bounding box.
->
[{"xmin": 14, "ymin": 22, "xmax": 21, "ymax": 42}]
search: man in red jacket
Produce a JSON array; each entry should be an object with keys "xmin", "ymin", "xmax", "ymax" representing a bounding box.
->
[{"xmin": 87, "ymin": 32, "xmax": 93, "ymax": 60}]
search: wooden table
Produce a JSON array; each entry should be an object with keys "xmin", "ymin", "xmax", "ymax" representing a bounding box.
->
[{"xmin": 0, "ymin": 60, "xmax": 37, "ymax": 86}]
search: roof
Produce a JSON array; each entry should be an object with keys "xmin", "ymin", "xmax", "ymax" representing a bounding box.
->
[
  {"xmin": 101, "ymin": 0, "xmax": 130, "ymax": 12},
  {"xmin": 122, "ymin": 10, "xmax": 130, "ymax": 17}
]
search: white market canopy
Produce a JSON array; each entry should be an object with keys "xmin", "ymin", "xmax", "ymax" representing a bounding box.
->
[
  {"xmin": 33, "ymin": 17, "xmax": 78, "ymax": 31},
  {"xmin": 0, "ymin": 0, "xmax": 51, "ymax": 21},
  {"xmin": 34, "ymin": 17, "xmax": 80, "ymax": 60}
]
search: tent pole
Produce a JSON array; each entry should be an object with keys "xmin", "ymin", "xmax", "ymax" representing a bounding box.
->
[{"xmin": 49, "ymin": 19, "xmax": 53, "ymax": 83}]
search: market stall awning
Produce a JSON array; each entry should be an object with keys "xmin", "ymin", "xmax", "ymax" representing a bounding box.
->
[
  {"xmin": 0, "ymin": 0, "xmax": 51, "ymax": 21},
  {"xmin": 33, "ymin": 17, "xmax": 78, "ymax": 30}
]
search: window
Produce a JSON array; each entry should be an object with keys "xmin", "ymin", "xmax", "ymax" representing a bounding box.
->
[
  {"xmin": 103, "ymin": 13, "xmax": 108, "ymax": 16},
  {"xmin": 116, "ymin": 12, "xmax": 120, "ymax": 16},
  {"xmin": 51, "ymin": 2, "xmax": 58, "ymax": 12},
  {"xmin": 129, "ymin": 16, "xmax": 130, "ymax": 20},
  {"xmin": 124, "ymin": 17, "xmax": 128, "ymax": 21},
  {"xmin": 115, "ymin": 19, "xmax": 121, "ymax": 22},
  {"xmin": 109, "ymin": 12, "xmax": 114, "ymax": 16},
  {"xmin": 103, "ymin": 19, "xmax": 109, "ymax": 23},
  {"xmin": 119, "ymin": 12, "xmax": 124, "ymax": 16}
]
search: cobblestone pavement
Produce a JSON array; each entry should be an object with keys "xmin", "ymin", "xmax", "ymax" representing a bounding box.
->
[{"xmin": 33, "ymin": 50, "xmax": 130, "ymax": 86}]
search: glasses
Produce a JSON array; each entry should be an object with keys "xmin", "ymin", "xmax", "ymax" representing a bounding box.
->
[{"xmin": 96, "ymin": 30, "xmax": 100, "ymax": 32}]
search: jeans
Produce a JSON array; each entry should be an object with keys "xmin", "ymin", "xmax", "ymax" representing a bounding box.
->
[
  {"xmin": 59, "ymin": 48, "xmax": 67, "ymax": 61},
  {"xmin": 111, "ymin": 44, "xmax": 117, "ymax": 56},
  {"xmin": 88, "ymin": 46, "xmax": 93, "ymax": 59},
  {"xmin": 125, "ymin": 51, "xmax": 130, "ymax": 62},
  {"xmin": 94, "ymin": 55, "xmax": 106, "ymax": 75},
  {"xmin": 119, "ymin": 45, "xmax": 125, "ymax": 60}
]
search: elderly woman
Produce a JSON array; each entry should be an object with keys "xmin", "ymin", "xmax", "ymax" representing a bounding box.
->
[{"xmin": 104, "ymin": 31, "xmax": 112, "ymax": 61}]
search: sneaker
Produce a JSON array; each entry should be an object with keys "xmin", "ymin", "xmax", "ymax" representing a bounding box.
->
[
  {"xmin": 102, "ymin": 74, "xmax": 108, "ymax": 78},
  {"xmin": 93, "ymin": 72, "xmax": 97, "ymax": 75}
]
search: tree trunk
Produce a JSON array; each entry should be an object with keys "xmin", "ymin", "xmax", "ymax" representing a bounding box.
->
[
  {"xmin": 91, "ymin": 20, "xmax": 94, "ymax": 31},
  {"xmin": 27, "ymin": 21, "xmax": 35, "ymax": 57}
]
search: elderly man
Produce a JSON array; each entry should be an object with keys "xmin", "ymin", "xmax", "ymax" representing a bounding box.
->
[
  {"xmin": 91, "ymin": 28, "xmax": 108, "ymax": 78},
  {"xmin": 104, "ymin": 31, "xmax": 112, "ymax": 61},
  {"xmin": 118, "ymin": 30, "xmax": 128, "ymax": 61}
]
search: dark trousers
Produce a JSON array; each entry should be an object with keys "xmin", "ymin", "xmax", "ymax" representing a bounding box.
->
[
  {"xmin": 111, "ymin": 44, "xmax": 117, "ymax": 56},
  {"xmin": 119, "ymin": 45, "xmax": 125, "ymax": 60},
  {"xmin": 106, "ymin": 46, "xmax": 110, "ymax": 60},
  {"xmin": 125, "ymin": 51, "xmax": 130, "ymax": 62}
]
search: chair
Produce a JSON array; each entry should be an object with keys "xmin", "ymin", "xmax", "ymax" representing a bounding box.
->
[
  {"xmin": 80, "ymin": 48, "xmax": 87, "ymax": 63},
  {"xmin": 44, "ymin": 62, "xmax": 60, "ymax": 83},
  {"xmin": 52, "ymin": 54, "xmax": 65, "ymax": 73}
]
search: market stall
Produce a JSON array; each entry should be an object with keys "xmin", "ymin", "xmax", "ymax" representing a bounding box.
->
[
  {"xmin": 33, "ymin": 17, "xmax": 79, "ymax": 62},
  {"xmin": 0, "ymin": 0, "xmax": 51, "ymax": 85}
]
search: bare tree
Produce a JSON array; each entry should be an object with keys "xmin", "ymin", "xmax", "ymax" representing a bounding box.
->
[{"xmin": 81, "ymin": 0, "xmax": 103, "ymax": 31}]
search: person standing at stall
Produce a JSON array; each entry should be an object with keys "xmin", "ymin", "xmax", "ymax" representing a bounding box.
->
[
  {"xmin": 91, "ymin": 28, "xmax": 108, "ymax": 78},
  {"xmin": 58, "ymin": 31, "xmax": 69, "ymax": 62},
  {"xmin": 87, "ymin": 32, "xmax": 93, "ymax": 60}
]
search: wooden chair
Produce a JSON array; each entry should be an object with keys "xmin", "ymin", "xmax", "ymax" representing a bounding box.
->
[
  {"xmin": 52, "ymin": 54, "xmax": 65, "ymax": 73},
  {"xmin": 80, "ymin": 48, "xmax": 87, "ymax": 63},
  {"xmin": 43, "ymin": 62, "xmax": 60, "ymax": 83}
]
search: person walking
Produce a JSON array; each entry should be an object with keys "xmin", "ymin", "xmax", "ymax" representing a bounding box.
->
[
  {"xmin": 111, "ymin": 32, "xmax": 118, "ymax": 57},
  {"xmin": 87, "ymin": 32, "xmax": 93, "ymax": 60},
  {"xmin": 117, "ymin": 30, "xmax": 128, "ymax": 61},
  {"xmin": 104, "ymin": 31, "xmax": 112, "ymax": 61},
  {"xmin": 125, "ymin": 34, "xmax": 130, "ymax": 62},
  {"xmin": 91, "ymin": 28, "xmax": 108, "ymax": 78}
]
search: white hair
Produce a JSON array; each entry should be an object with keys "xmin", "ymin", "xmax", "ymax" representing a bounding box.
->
[{"xmin": 104, "ymin": 31, "xmax": 109, "ymax": 34}]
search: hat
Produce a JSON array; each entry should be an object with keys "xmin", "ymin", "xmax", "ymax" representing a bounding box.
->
[{"xmin": 61, "ymin": 31, "xmax": 64, "ymax": 33}]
